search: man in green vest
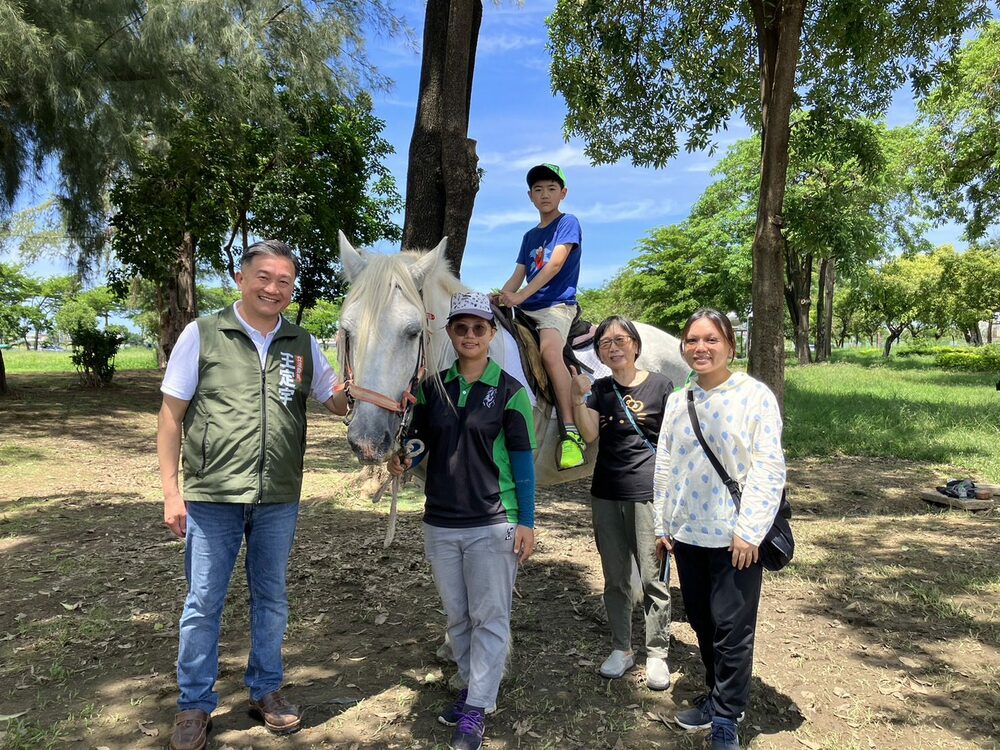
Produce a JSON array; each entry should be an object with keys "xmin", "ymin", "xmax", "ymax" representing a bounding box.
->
[{"xmin": 157, "ymin": 240, "xmax": 348, "ymax": 750}]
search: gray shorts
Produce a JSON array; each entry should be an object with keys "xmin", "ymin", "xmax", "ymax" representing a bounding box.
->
[{"xmin": 521, "ymin": 303, "xmax": 576, "ymax": 341}]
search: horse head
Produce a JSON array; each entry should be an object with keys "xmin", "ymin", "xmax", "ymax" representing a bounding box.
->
[{"xmin": 337, "ymin": 231, "xmax": 447, "ymax": 464}]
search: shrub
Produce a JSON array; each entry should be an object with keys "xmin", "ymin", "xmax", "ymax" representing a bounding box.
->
[
  {"xmin": 70, "ymin": 325, "xmax": 126, "ymax": 386},
  {"xmin": 934, "ymin": 344, "xmax": 1000, "ymax": 372},
  {"xmin": 895, "ymin": 342, "xmax": 963, "ymax": 358}
]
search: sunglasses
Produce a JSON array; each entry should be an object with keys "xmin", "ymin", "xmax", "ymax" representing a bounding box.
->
[
  {"xmin": 597, "ymin": 335, "xmax": 633, "ymax": 351},
  {"xmin": 449, "ymin": 321, "xmax": 492, "ymax": 338}
]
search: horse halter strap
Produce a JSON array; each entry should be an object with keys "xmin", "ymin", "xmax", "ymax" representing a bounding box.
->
[{"xmin": 336, "ymin": 332, "xmax": 426, "ymax": 424}]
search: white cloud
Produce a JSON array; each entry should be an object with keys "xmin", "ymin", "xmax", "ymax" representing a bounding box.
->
[
  {"xmin": 574, "ymin": 199, "xmax": 677, "ymax": 224},
  {"xmin": 472, "ymin": 209, "xmax": 539, "ymax": 231},
  {"xmin": 471, "ymin": 197, "xmax": 676, "ymax": 232},
  {"xmin": 376, "ymin": 96, "xmax": 417, "ymax": 109},
  {"xmin": 685, "ymin": 161, "xmax": 716, "ymax": 173},
  {"xmin": 478, "ymin": 33, "xmax": 540, "ymax": 55},
  {"xmin": 508, "ymin": 144, "xmax": 592, "ymax": 170}
]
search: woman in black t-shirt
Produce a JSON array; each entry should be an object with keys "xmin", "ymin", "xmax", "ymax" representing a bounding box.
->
[{"xmin": 571, "ymin": 316, "xmax": 674, "ymax": 690}]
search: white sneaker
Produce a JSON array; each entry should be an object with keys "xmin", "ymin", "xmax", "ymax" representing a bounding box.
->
[
  {"xmin": 599, "ymin": 649, "xmax": 635, "ymax": 679},
  {"xmin": 645, "ymin": 656, "xmax": 671, "ymax": 690}
]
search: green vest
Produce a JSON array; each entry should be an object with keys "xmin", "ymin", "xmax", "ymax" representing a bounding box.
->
[{"xmin": 182, "ymin": 305, "xmax": 314, "ymax": 503}]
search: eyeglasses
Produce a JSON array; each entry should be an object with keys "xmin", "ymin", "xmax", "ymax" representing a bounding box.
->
[
  {"xmin": 597, "ymin": 335, "xmax": 633, "ymax": 351},
  {"xmin": 450, "ymin": 321, "xmax": 492, "ymax": 338}
]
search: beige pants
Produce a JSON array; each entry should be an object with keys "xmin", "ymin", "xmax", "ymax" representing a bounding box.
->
[{"xmin": 521, "ymin": 303, "xmax": 576, "ymax": 341}]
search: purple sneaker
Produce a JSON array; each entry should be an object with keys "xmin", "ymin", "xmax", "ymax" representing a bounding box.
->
[{"xmin": 449, "ymin": 707, "xmax": 485, "ymax": 750}]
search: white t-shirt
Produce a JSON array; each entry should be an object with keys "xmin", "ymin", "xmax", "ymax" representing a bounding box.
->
[{"xmin": 160, "ymin": 303, "xmax": 337, "ymax": 403}]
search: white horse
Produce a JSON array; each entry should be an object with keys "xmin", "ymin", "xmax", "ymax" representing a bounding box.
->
[{"xmin": 336, "ymin": 232, "xmax": 689, "ymax": 484}]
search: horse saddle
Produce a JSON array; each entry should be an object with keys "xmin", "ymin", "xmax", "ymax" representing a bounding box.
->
[{"xmin": 492, "ymin": 303, "xmax": 596, "ymax": 405}]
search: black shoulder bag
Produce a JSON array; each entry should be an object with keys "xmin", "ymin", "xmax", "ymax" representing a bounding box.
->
[{"xmin": 686, "ymin": 389, "xmax": 794, "ymax": 571}]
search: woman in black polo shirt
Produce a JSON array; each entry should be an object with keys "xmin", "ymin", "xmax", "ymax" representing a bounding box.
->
[
  {"xmin": 570, "ymin": 315, "xmax": 673, "ymax": 690},
  {"xmin": 388, "ymin": 291, "xmax": 536, "ymax": 750}
]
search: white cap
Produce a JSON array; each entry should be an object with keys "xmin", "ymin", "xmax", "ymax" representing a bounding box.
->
[{"xmin": 448, "ymin": 291, "xmax": 494, "ymax": 321}]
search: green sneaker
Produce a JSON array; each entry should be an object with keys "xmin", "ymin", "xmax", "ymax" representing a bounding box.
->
[{"xmin": 558, "ymin": 431, "xmax": 586, "ymax": 470}]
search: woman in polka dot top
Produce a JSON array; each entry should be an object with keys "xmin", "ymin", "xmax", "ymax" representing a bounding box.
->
[{"xmin": 652, "ymin": 308, "xmax": 785, "ymax": 749}]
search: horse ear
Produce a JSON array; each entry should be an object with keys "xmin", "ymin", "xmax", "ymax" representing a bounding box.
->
[
  {"xmin": 339, "ymin": 230, "xmax": 368, "ymax": 282},
  {"xmin": 409, "ymin": 237, "xmax": 448, "ymax": 289}
]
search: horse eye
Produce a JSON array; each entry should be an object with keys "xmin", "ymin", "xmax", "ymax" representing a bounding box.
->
[{"xmin": 404, "ymin": 326, "xmax": 421, "ymax": 339}]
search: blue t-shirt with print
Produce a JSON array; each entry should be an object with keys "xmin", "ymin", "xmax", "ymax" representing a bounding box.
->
[{"xmin": 515, "ymin": 213, "xmax": 582, "ymax": 311}]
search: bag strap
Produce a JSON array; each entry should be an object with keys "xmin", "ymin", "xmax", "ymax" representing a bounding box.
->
[
  {"xmin": 686, "ymin": 389, "xmax": 742, "ymax": 508},
  {"xmin": 612, "ymin": 382, "xmax": 656, "ymax": 454}
]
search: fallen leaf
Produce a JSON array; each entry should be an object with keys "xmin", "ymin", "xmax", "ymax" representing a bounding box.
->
[
  {"xmin": 0, "ymin": 711, "xmax": 28, "ymax": 721},
  {"xmin": 60, "ymin": 601, "xmax": 82, "ymax": 611},
  {"xmin": 136, "ymin": 720, "xmax": 159, "ymax": 737},
  {"xmin": 898, "ymin": 656, "xmax": 923, "ymax": 670},
  {"xmin": 374, "ymin": 613, "xmax": 388, "ymax": 626}
]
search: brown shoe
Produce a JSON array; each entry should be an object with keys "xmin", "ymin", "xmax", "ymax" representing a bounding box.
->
[
  {"xmin": 169, "ymin": 709, "xmax": 211, "ymax": 750},
  {"xmin": 248, "ymin": 691, "xmax": 301, "ymax": 734}
]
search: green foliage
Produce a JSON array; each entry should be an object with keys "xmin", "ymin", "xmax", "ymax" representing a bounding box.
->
[
  {"xmin": 69, "ymin": 326, "xmax": 127, "ymax": 387},
  {"xmin": 577, "ymin": 285, "xmax": 633, "ymax": 328},
  {"xmin": 108, "ymin": 111, "xmax": 230, "ymax": 298},
  {"xmin": 0, "ymin": 262, "xmax": 34, "ymax": 344},
  {"xmin": 616, "ymin": 221, "xmax": 751, "ymax": 333},
  {"xmin": 249, "ymin": 91, "xmax": 403, "ymax": 313},
  {"xmin": 54, "ymin": 299, "xmax": 99, "ymax": 338},
  {"xmin": 851, "ymin": 248, "xmax": 950, "ymax": 354},
  {"xmin": 896, "ymin": 342, "xmax": 965, "ymax": 357},
  {"xmin": 934, "ymin": 344, "xmax": 1000, "ymax": 371},
  {"xmin": 198, "ymin": 286, "xmax": 241, "ymax": 315},
  {"xmin": 109, "ymin": 90, "xmax": 401, "ymax": 318},
  {"xmin": 300, "ymin": 300, "xmax": 341, "ymax": 342},
  {"xmin": 938, "ymin": 243, "xmax": 1000, "ymax": 340},
  {"xmin": 547, "ymin": 0, "xmax": 989, "ymax": 166},
  {"xmin": 0, "ymin": 1, "xmax": 406, "ymax": 250},
  {"xmin": 916, "ymin": 21, "xmax": 1000, "ymax": 240}
]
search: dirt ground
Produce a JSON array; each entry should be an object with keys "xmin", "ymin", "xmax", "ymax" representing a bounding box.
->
[{"xmin": 1, "ymin": 371, "xmax": 998, "ymax": 750}]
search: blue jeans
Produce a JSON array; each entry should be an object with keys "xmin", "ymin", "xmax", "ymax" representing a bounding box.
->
[{"xmin": 177, "ymin": 501, "xmax": 299, "ymax": 713}]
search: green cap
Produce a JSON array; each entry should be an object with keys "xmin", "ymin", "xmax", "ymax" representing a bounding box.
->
[{"xmin": 526, "ymin": 163, "xmax": 566, "ymax": 189}]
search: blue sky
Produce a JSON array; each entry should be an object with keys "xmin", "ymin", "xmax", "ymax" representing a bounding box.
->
[
  {"xmin": 363, "ymin": 0, "xmax": 968, "ymax": 295},
  {"xmin": 5, "ymin": 0, "xmax": 970, "ymax": 295}
]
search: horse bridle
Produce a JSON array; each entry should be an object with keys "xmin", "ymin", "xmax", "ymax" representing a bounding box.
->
[{"xmin": 335, "ymin": 321, "xmax": 429, "ymax": 448}]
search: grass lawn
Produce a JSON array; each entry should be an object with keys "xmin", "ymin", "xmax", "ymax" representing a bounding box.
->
[
  {"xmin": 1, "ymin": 347, "xmax": 159, "ymax": 373},
  {"xmin": 785, "ymin": 350, "xmax": 1000, "ymax": 482}
]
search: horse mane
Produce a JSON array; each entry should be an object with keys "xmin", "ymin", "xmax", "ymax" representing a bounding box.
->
[{"xmin": 339, "ymin": 248, "xmax": 467, "ymax": 385}]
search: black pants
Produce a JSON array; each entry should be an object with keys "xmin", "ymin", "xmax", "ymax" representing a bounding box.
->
[{"xmin": 673, "ymin": 541, "xmax": 763, "ymax": 721}]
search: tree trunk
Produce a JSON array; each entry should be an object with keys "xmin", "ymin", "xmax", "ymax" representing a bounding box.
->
[
  {"xmin": 747, "ymin": 0, "xmax": 806, "ymax": 408},
  {"xmin": 784, "ymin": 247, "xmax": 812, "ymax": 364},
  {"xmin": 157, "ymin": 231, "xmax": 198, "ymax": 368},
  {"xmin": 402, "ymin": 0, "xmax": 483, "ymax": 276},
  {"xmin": 884, "ymin": 325, "xmax": 903, "ymax": 357},
  {"xmin": 815, "ymin": 257, "xmax": 835, "ymax": 361},
  {"xmin": 0, "ymin": 350, "xmax": 7, "ymax": 395}
]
